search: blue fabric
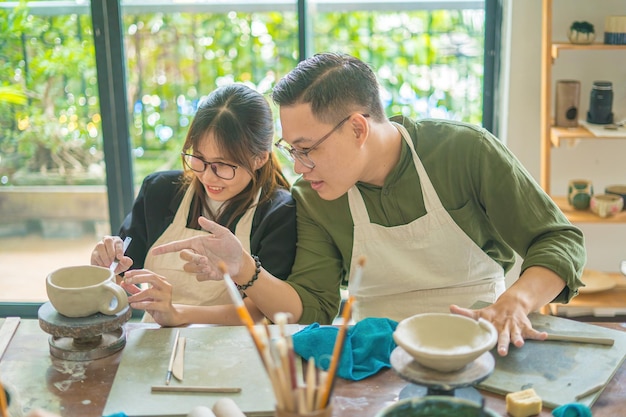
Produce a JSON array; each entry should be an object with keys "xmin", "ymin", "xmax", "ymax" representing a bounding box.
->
[
  {"xmin": 551, "ymin": 403, "xmax": 592, "ymax": 417},
  {"xmin": 103, "ymin": 413, "xmax": 128, "ymax": 417},
  {"xmin": 292, "ymin": 317, "xmax": 398, "ymax": 381}
]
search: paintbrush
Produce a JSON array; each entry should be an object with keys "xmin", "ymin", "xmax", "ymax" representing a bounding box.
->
[
  {"xmin": 218, "ymin": 262, "xmax": 266, "ymax": 358},
  {"xmin": 318, "ymin": 256, "xmax": 366, "ymax": 409},
  {"xmin": 274, "ymin": 312, "xmax": 297, "ymax": 390},
  {"xmin": 305, "ymin": 357, "xmax": 317, "ymax": 412},
  {"xmin": 165, "ymin": 329, "xmax": 180, "ymax": 385},
  {"xmin": 0, "ymin": 378, "xmax": 7, "ymax": 417}
]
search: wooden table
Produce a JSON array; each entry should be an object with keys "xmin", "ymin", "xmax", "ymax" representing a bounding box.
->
[{"xmin": 1, "ymin": 319, "xmax": 626, "ymax": 417}]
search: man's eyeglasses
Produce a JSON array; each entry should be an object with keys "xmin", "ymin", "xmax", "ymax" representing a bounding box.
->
[
  {"xmin": 181, "ymin": 153, "xmax": 238, "ymax": 180},
  {"xmin": 274, "ymin": 113, "xmax": 369, "ymax": 169}
]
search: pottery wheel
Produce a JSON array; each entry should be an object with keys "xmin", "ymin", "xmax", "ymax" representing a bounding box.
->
[
  {"xmin": 390, "ymin": 346, "xmax": 495, "ymax": 401},
  {"xmin": 38, "ymin": 301, "xmax": 132, "ymax": 361}
]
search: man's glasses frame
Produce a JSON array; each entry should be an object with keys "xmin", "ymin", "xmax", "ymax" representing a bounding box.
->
[
  {"xmin": 181, "ymin": 153, "xmax": 238, "ymax": 180},
  {"xmin": 274, "ymin": 113, "xmax": 369, "ymax": 169}
]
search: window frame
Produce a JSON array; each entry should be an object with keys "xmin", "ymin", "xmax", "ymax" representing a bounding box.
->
[{"xmin": 0, "ymin": 0, "xmax": 499, "ymax": 318}]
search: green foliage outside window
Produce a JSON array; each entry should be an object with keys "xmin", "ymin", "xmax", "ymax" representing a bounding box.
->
[{"xmin": 0, "ymin": 2, "xmax": 484, "ymax": 187}]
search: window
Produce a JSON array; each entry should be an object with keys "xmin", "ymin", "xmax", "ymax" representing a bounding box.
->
[{"xmin": 0, "ymin": 0, "xmax": 497, "ymax": 315}]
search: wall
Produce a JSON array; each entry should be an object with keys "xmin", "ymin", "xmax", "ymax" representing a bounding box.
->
[{"xmin": 501, "ymin": 0, "xmax": 626, "ymax": 274}]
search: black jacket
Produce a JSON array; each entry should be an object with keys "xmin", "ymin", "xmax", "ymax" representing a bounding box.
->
[{"xmin": 120, "ymin": 170, "xmax": 296, "ymax": 280}]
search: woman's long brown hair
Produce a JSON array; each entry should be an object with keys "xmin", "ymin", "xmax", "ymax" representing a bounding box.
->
[{"xmin": 181, "ymin": 84, "xmax": 289, "ymax": 229}]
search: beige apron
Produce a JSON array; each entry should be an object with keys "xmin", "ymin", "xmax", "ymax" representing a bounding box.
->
[
  {"xmin": 142, "ymin": 185, "xmax": 259, "ymax": 321},
  {"xmin": 348, "ymin": 123, "xmax": 505, "ymax": 322}
]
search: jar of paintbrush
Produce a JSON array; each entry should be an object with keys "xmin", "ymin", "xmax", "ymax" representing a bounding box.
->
[{"xmin": 274, "ymin": 405, "xmax": 332, "ymax": 417}]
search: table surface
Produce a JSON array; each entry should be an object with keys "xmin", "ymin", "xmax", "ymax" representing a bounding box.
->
[{"xmin": 1, "ymin": 319, "xmax": 626, "ymax": 417}]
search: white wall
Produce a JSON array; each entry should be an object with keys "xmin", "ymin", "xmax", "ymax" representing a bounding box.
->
[{"xmin": 501, "ymin": 0, "xmax": 626, "ymax": 274}]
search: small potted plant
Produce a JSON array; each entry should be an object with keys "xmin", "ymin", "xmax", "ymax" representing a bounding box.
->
[{"xmin": 568, "ymin": 21, "xmax": 596, "ymax": 44}]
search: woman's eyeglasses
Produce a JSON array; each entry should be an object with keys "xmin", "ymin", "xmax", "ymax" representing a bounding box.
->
[{"xmin": 181, "ymin": 153, "xmax": 238, "ymax": 180}]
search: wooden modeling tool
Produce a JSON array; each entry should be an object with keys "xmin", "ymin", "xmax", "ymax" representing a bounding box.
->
[
  {"xmin": 545, "ymin": 333, "xmax": 614, "ymax": 346},
  {"xmin": 151, "ymin": 385, "xmax": 241, "ymax": 394},
  {"xmin": 110, "ymin": 236, "xmax": 132, "ymax": 272},
  {"xmin": 575, "ymin": 383, "xmax": 604, "ymax": 401},
  {"xmin": 0, "ymin": 317, "xmax": 20, "ymax": 361},
  {"xmin": 172, "ymin": 335, "xmax": 186, "ymax": 381},
  {"xmin": 165, "ymin": 329, "xmax": 180, "ymax": 385}
]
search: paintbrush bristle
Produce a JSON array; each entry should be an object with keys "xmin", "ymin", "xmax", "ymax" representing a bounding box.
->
[
  {"xmin": 357, "ymin": 256, "xmax": 366, "ymax": 267},
  {"xmin": 218, "ymin": 261, "xmax": 228, "ymax": 275}
]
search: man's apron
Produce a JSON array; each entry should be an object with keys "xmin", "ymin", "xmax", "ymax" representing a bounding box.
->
[
  {"xmin": 142, "ymin": 185, "xmax": 259, "ymax": 321},
  {"xmin": 348, "ymin": 123, "xmax": 505, "ymax": 322}
]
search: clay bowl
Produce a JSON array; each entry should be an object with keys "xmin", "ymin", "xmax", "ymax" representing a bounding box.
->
[
  {"xmin": 393, "ymin": 313, "xmax": 497, "ymax": 373},
  {"xmin": 605, "ymin": 185, "xmax": 626, "ymax": 210},
  {"xmin": 375, "ymin": 396, "xmax": 500, "ymax": 417}
]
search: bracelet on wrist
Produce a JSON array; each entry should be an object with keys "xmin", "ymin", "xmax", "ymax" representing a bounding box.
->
[{"xmin": 236, "ymin": 255, "xmax": 261, "ymax": 293}]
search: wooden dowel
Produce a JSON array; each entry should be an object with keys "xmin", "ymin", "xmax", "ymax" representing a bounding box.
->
[
  {"xmin": 575, "ymin": 383, "xmax": 604, "ymax": 400},
  {"xmin": 546, "ymin": 333, "xmax": 614, "ymax": 346},
  {"xmin": 151, "ymin": 385, "xmax": 241, "ymax": 394}
]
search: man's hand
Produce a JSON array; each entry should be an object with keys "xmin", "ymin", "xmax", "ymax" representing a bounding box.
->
[
  {"xmin": 450, "ymin": 302, "xmax": 548, "ymax": 356},
  {"xmin": 151, "ymin": 216, "xmax": 244, "ymax": 281}
]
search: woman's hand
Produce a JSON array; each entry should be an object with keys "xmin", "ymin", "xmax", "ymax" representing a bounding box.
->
[
  {"xmin": 91, "ymin": 235, "xmax": 133, "ymax": 274},
  {"xmin": 151, "ymin": 216, "xmax": 245, "ymax": 281},
  {"xmin": 123, "ymin": 269, "xmax": 183, "ymax": 327}
]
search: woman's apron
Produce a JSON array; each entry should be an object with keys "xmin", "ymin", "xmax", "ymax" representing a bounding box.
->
[
  {"xmin": 348, "ymin": 123, "xmax": 505, "ymax": 322},
  {"xmin": 142, "ymin": 185, "xmax": 259, "ymax": 321}
]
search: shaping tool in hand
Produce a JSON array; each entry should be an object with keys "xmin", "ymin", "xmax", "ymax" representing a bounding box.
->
[
  {"xmin": 165, "ymin": 329, "xmax": 180, "ymax": 385},
  {"xmin": 110, "ymin": 236, "xmax": 132, "ymax": 273}
]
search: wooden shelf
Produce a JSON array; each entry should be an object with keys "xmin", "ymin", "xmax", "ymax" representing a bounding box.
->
[
  {"xmin": 550, "ymin": 125, "xmax": 626, "ymax": 147},
  {"xmin": 549, "ymin": 272, "xmax": 626, "ymax": 320},
  {"xmin": 551, "ymin": 42, "xmax": 626, "ymax": 60},
  {"xmin": 540, "ymin": 0, "xmax": 626, "ymax": 194},
  {"xmin": 552, "ymin": 196, "xmax": 626, "ymax": 223}
]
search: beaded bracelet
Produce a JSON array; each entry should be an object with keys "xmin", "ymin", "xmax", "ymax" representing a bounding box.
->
[{"xmin": 236, "ymin": 255, "xmax": 261, "ymax": 292}]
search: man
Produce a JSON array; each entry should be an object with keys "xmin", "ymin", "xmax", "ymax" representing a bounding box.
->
[{"xmin": 149, "ymin": 53, "xmax": 585, "ymax": 356}]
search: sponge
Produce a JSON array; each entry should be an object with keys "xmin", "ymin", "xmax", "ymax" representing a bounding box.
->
[{"xmin": 505, "ymin": 388, "xmax": 542, "ymax": 417}]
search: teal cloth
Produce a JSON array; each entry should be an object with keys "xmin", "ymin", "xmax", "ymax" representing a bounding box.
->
[
  {"xmin": 103, "ymin": 413, "xmax": 128, "ymax": 417},
  {"xmin": 552, "ymin": 403, "xmax": 592, "ymax": 417},
  {"xmin": 292, "ymin": 317, "xmax": 398, "ymax": 381}
]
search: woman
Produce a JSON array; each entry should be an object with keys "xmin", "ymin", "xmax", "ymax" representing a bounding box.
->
[{"xmin": 90, "ymin": 84, "xmax": 296, "ymax": 325}]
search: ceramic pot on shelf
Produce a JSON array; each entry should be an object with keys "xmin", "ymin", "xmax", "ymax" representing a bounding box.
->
[
  {"xmin": 567, "ymin": 179, "xmax": 593, "ymax": 210},
  {"xmin": 567, "ymin": 21, "xmax": 596, "ymax": 44},
  {"xmin": 590, "ymin": 194, "xmax": 623, "ymax": 218}
]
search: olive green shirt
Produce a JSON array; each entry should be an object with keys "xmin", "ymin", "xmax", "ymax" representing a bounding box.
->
[{"xmin": 288, "ymin": 116, "xmax": 586, "ymax": 324}]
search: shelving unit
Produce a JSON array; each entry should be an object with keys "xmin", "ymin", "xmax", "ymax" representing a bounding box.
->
[
  {"xmin": 540, "ymin": 0, "xmax": 626, "ymax": 222},
  {"xmin": 552, "ymin": 197, "xmax": 626, "ymax": 223}
]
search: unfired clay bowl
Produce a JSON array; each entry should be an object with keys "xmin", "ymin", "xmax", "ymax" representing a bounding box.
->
[{"xmin": 393, "ymin": 313, "xmax": 498, "ymax": 373}]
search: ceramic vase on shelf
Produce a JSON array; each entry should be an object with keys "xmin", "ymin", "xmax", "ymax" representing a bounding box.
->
[
  {"xmin": 568, "ymin": 179, "xmax": 593, "ymax": 210},
  {"xmin": 590, "ymin": 194, "xmax": 623, "ymax": 218},
  {"xmin": 568, "ymin": 21, "xmax": 596, "ymax": 44}
]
